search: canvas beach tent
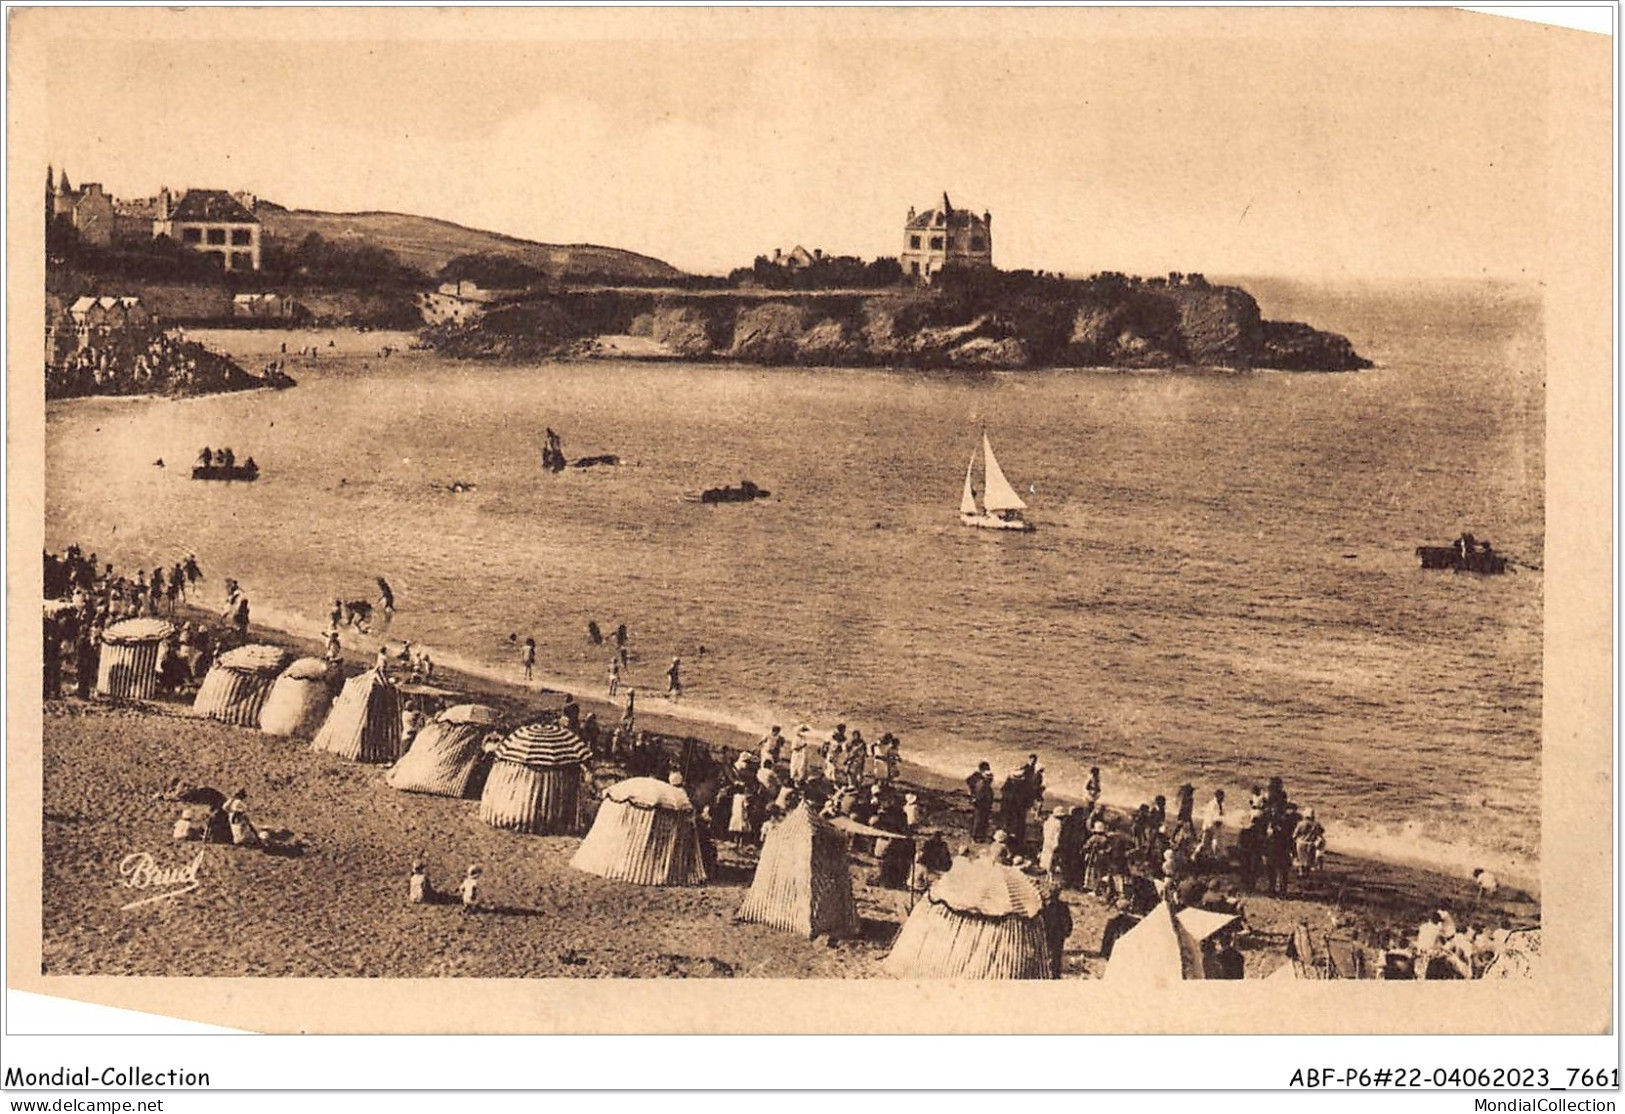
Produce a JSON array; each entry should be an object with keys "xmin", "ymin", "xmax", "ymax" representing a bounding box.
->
[
  {"xmin": 192, "ymin": 643, "xmax": 289, "ymax": 726},
  {"xmin": 257, "ymin": 657, "xmax": 335, "ymax": 738},
  {"xmin": 96, "ymin": 617, "xmax": 175, "ymax": 700},
  {"xmin": 737, "ymin": 804, "xmax": 860, "ymax": 939},
  {"xmin": 478, "ymin": 721, "xmax": 591, "ymax": 833},
  {"xmin": 388, "ymin": 703, "xmax": 503, "ymax": 798},
  {"xmin": 1103, "ymin": 900, "xmax": 1207, "ymax": 986},
  {"xmin": 883, "ymin": 856, "xmax": 1054, "ymax": 979},
  {"xmin": 311, "ymin": 667, "xmax": 401, "ymax": 763},
  {"xmin": 570, "ymin": 776, "xmax": 707, "ymax": 886}
]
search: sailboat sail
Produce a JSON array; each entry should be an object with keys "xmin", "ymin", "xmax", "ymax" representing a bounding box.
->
[
  {"xmin": 980, "ymin": 433, "xmax": 1027, "ymax": 512},
  {"xmin": 960, "ymin": 453, "xmax": 979, "ymax": 515}
]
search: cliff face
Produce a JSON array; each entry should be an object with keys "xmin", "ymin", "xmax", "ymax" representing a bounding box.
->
[{"xmin": 427, "ymin": 278, "xmax": 1370, "ymax": 372}]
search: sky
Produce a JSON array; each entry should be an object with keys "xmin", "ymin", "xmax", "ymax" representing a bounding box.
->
[{"xmin": 29, "ymin": 7, "xmax": 1597, "ymax": 279}]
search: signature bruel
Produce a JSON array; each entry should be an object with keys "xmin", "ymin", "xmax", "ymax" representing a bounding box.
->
[{"xmin": 118, "ymin": 848, "xmax": 205, "ymax": 910}]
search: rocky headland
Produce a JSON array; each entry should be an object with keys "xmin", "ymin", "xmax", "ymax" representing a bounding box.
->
[{"xmin": 424, "ymin": 271, "xmax": 1373, "ymax": 372}]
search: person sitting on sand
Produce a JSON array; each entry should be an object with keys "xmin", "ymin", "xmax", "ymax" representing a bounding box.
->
[
  {"xmin": 172, "ymin": 809, "xmax": 199, "ymax": 842},
  {"xmin": 226, "ymin": 789, "xmax": 261, "ymax": 848}
]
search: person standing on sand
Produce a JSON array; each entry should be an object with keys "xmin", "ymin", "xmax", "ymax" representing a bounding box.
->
[
  {"xmin": 966, "ymin": 761, "xmax": 995, "ymax": 843},
  {"xmin": 376, "ymin": 577, "xmax": 395, "ymax": 618},
  {"xmin": 521, "ymin": 638, "xmax": 535, "ymax": 682},
  {"xmin": 459, "ymin": 866, "xmax": 482, "ymax": 914},
  {"xmin": 607, "ymin": 656, "xmax": 620, "ymax": 697},
  {"xmin": 408, "ymin": 861, "xmax": 431, "ymax": 905},
  {"xmin": 788, "ymin": 725, "xmax": 811, "ymax": 783},
  {"xmin": 620, "ymin": 689, "xmax": 636, "ymax": 734},
  {"xmin": 665, "ymin": 657, "xmax": 682, "ymax": 700},
  {"xmin": 323, "ymin": 628, "xmax": 343, "ymax": 665}
]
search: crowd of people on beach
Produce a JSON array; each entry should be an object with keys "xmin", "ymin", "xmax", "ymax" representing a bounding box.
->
[
  {"xmin": 46, "ymin": 326, "xmax": 260, "ymax": 400},
  {"xmin": 46, "ymin": 536, "xmax": 1529, "ymax": 980},
  {"xmin": 42, "ymin": 544, "xmax": 227, "ymax": 700}
]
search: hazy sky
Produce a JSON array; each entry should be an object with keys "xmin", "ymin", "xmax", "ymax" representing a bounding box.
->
[{"xmin": 32, "ymin": 7, "xmax": 1589, "ymax": 278}]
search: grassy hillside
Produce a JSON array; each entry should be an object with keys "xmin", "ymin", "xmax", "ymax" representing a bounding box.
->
[{"xmin": 256, "ymin": 207, "xmax": 683, "ymax": 283}]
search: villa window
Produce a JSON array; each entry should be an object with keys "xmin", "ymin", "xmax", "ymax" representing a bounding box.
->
[
  {"xmin": 970, "ymin": 237, "xmax": 985, "ymax": 252},
  {"xmin": 909, "ymin": 235, "xmax": 921, "ymax": 249},
  {"xmin": 929, "ymin": 236, "xmax": 943, "ymax": 250},
  {"xmin": 231, "ymin": 228, "xmax": 252, "ymax": 246},
  {"xmin": 206, "ymin": 228, "xmax": 226, "ymax": 245},
  {"xmin": 181, "ymin": 227, "xmax": 202, "ymax": 244}
]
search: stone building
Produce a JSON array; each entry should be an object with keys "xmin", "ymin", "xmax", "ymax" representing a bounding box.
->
[
  {"xmin": 47, "ymin": 168, "xmax": 116, "ymax": 247},
  {"xmin": 154, "ymin": 189, "xmax": 262, "ymax": 272},
  {"xmin": 900, "ymin": 193, "xmax": 992, "ymax": 282}
]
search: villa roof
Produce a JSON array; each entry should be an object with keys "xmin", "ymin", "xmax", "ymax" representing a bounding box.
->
[{"xmin": 169, "ymin": 189, "xmax": 258, "ymax": 224}]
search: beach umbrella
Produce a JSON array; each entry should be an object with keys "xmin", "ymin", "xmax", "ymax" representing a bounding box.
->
[
  {"xmin": 258, "ymin": 657, "xmax": 336, "ymax": 738},
  {"xmin": 478, "ymin": 721, "xmax": 592, "ymax": 834},
  {"xmin": 569, "ymin": 776, "xmax": 707, "ymax": 886},
  {"xmin": 389, "ymin": 703, "xmax": 504, "ymax": 799},
  {"xmin": 737, "ymin": 805, "xmax": 860, "ymax": 939},
  {"xmin": 96, "ymin": 617, "xmax": 175, "ymax": 700},
  {"xmin": 883, "ymin": 856, "xmax": 1054, "ymax": 979},
  {"xmin": 192, "ymin": 643, "xmax": 289, "ymax": 725}
]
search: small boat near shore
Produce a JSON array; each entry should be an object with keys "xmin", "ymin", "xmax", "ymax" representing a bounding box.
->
[
  {"xmin": 1416, "ymin": 535, "xmax": 1509, "ymax": 575},
  {"xmin": 960, "ymin": 432, "xmax": 1033, "ymax": 532},
  {"xmin": 191, "ymin": 461, "xmax": 259, "ymax": 482},
  {"xmin": 682, "ymin": 479, "xmax": 771, "ymax": 504}
]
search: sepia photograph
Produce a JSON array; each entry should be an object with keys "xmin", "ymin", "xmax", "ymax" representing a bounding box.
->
[{"xmin": 4, "ymin": 3, "xmax": 1614, "ymax": 1056}]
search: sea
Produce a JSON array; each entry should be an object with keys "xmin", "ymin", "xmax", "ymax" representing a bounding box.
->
[{"xmin": 43, "ymin": 277, "xmax": 1545, "ymax": 883}]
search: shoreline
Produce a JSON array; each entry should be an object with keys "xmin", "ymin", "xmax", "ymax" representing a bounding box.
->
[
  {"xmin": 229, "ymin": 590, "xmax": 1541, "ymax": 897},
  {"xmin": 189, "ymin": 594, "xmax": 1541, "ymax": 907}
]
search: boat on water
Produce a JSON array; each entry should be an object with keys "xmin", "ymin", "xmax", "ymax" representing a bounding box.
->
[
  {"xmin": 191, "ymin": 461, "xmax": 259, "ymax": 482},
  {"xmin": 1416, "ymin": 534, "xmax": 1508, "ymax": 575},
  {"xmin": 682, "ymin": 479, "xmax": 771, "ymax": 504},
  {"xmin": 960, "ymin": 433, "xmax": 1033, "ymax": 532}
]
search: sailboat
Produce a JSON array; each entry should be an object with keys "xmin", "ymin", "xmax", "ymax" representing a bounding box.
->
[{"xmin": 960, "ymin": 432, "xmax": 1034, "ymax": 532}]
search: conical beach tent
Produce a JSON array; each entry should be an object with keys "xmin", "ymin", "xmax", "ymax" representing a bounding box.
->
[
  {"xmin": 388, "ymin": 704, "xmax": 502, "ymax": 798},
  {"xmin": 96, "ymin": 618, "xmax": 175, "ymax": 700},
  {"xmin": 737, "ymin": 805, "xmax": 860, "ymax": 939},
  {"xmin": 311, "ymin": 668, "xmax": 401, "ymax": 763},
  {"xmin": 884, "ymin": 857, "xmax": 1054, "ymax": 979},
  {"xmin": 570, "ymin": 776, "xmax": 707, "ymax": 886},
  {"xmin": 1103, "ymin": 901, "xmax": 1206, "ymax": 986},
  {"xmin": 478, "ymin": 721, "xmax": 590, "ymax": 833},
  {"xmin": 258, "ymin": 657, "xmax": 335, "ymax": 738},
  {"xmin": 193, "ymin": 643, "xmax": 289, "ymax": 726}
]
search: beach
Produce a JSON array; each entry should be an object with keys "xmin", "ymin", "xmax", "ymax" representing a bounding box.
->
[{"xmin": 40, "ymin": 605, "xmax": 1540, "ymax": 982}]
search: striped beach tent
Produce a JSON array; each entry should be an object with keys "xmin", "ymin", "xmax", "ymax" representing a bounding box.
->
[
  {"xmin": 884, "ymin": 856, "xmax": 1054, "ymax": 979},
  {"xmin": 390, "ymin": 704, "xmax": 503, "ymax": 799},
  {"xmin": 737, "ymin": 805, "xmax": 860, "ymax": 939},
  {"xmin": 1103, "ymin": 901, "xmax": 1207, "ymax": 987},
  {"xmin": 96, "ymin": 618, "xmax": 175, "ymax": 700},
  {"xmin": 192, "ymin": 644, "xmax": 289, "ymax": 726},
  {"xmin": 570, "ymin": 776, "xmax": 707, "ymax": 886},
  {"xmin": 311, "ymin": 668, "xmax": 401, "ymax": 763},
  {"xmin": 478, "ymin": 721, "xmax": 591, "ymax": 833},
  {"xmin": 258, "ymin": 657, "xmax": 336, "ymax": 739}
]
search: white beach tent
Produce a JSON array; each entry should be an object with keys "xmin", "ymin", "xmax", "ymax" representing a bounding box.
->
[
  {"xmin": 883, "ymin": 856, "xmax": 1054, "ymax": 979},
  {"xmin": 737, "ymin": 805, "xmax": 860, "ymax": 939},
  {"xmin": 570, "ymin": 776, "xmax": 707, "ymax": 886},
  {"xmin": 478, "ymin": 721, "xmax": 591, "ymax": 833},
  {"xmin": 311, "ymin": 667, "xmax": 401, "ymax": 763},
  {"xmin": 258, "ymin": 657, "xmax": 336, "ymax": 738},
  {"xmin": 96, "ymin": 617, "xmax": 175, "ymax": 700},
  {"xmin": 388, "ymin": 703, "xmax": 502, "ymax": 799},
  {"xmin": 193, "ymin": 643, "xmax": 289, "ymax": 726},
  {"xmin": 1102, "ymin": 900, "xmax": 1207, "ymax": 986}
]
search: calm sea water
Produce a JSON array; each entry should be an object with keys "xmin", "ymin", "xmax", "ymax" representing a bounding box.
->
[{"xmin": 44, "ymin": 279, "xmax": 1544, "ymax": 878}]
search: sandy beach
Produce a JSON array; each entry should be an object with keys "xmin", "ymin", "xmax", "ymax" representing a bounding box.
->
[{"xmin": 41, "ymin": 603, "xmax": 1540, "ymax": 982}]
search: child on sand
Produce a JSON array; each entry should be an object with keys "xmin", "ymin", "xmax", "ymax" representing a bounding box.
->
[
  {"xmin": 408, "ymin": 861, "xmax": 431, "ymax": 904},
  {"xmin": 459, "ymin": 865, "xmax": 482, "ymax": 914},
  {"xmin": 521, "ymin": 638, "xmax": 535, "ymax": 682},
  {"xmin": 607, "ymin": 656, "xmax": 620, "ymax": 698}
]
